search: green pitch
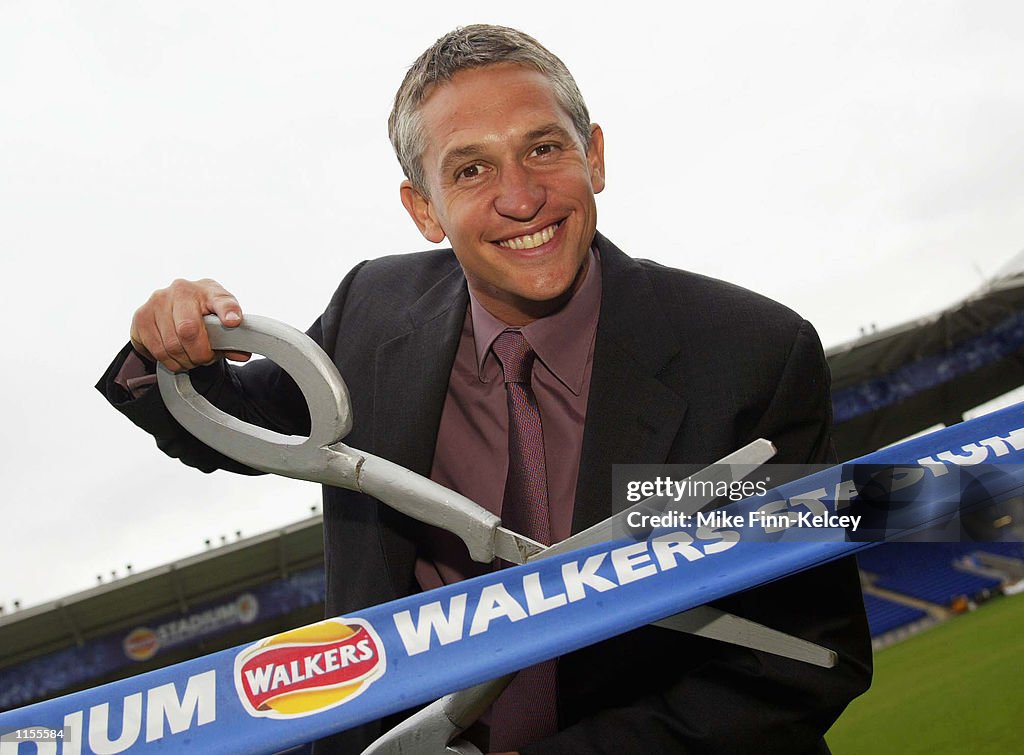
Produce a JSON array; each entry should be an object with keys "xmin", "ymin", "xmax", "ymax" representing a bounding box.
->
[{"xmin": 827, "ymin": 593, "xmax": 1024, "ymax": 754}]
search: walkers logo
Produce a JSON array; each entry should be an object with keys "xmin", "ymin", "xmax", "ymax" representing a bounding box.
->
[
  {"xmin": 123, "ymin": 627, "xmax": 161, "ymax": 661},
  {"xmin": 234, "ymin": 618, "xmax": 386, "ymax": 719}
]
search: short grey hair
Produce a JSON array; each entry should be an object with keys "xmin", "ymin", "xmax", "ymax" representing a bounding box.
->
[{"xmin": 388, "ymin": 24, "xmax": 592, "ymax": 195}]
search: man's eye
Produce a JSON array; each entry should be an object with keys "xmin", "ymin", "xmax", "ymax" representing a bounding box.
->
[
  {"xmin": 532, "ymin": 144, "xmax": 558, "ymax": 157},
  {"xmin": 459, "ymin": 164, "xmax": 482, "ymax": 180}
]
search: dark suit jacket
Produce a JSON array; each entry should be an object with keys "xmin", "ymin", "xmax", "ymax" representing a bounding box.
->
[{"xmin": 99, "ymin": 232, "xmax": 871, "ymax": 754}]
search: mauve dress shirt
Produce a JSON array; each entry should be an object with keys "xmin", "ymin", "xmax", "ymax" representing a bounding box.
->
[{"xmin": 415, "ymin": 248, "xmax": 601, "ymax": 590}]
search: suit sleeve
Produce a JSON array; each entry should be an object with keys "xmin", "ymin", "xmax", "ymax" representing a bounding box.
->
[
  {"xmin": 522, "ymin": 320, "xmax": 873, "ymax": 755},
  {"xmin": 94, "ymin": 264, "xmax": 365, "ymax": 475}
]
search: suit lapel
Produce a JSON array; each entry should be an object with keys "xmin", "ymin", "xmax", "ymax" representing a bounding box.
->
[
  {"xmin": 572, "ymin": 234, "xmax": 690, "ymax": 533},
  {"xmin": 372, "ymin": 262, "xmax": 468, "ymax": 581}
]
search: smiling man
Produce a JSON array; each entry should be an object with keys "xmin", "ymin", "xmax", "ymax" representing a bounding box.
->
[
  {"xmin": 100, "ymin": 24, "xmax": 871, "ymax": 755},
  {"xmin": 398, "ymin": 62, "xmax": 604, "ymax": 326}
]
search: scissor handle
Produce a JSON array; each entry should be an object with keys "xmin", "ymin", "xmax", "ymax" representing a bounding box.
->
[
  {"xmin": 156, "ymin": 314, "xmax": 530, "ymax": 565},
  {"xmin": 156, "ymin": 314, "xmax": 354, "ymax": 477}
]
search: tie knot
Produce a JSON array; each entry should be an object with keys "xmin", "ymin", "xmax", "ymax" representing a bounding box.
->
[{"xmin": 493, "ymin": 330, "xmax": 535, "ymax": 384}]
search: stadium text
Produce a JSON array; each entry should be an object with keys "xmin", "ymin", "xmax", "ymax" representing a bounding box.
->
[{"xmin": 0, "ymin": 671, "xmax": 217, "ymax": 754}]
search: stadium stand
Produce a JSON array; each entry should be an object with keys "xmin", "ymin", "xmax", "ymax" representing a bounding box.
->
[
  {"xmin": 861, "ymin": 593, "xmax": 929, "ymax": 637},
  {"xmin": 0, "ymin": 515, "xmax": 325, "ymax": 712},
  {"xmin": 967, "ymin": 541, "xmax": 1024, "ymax": 559},
  {"xmin": 859, "ymin": 542, "xmax": 1003, "ymax": 607},
  {"xmin": 857, "ymin": 540, "xmax": 1024, "ymax": 646}
]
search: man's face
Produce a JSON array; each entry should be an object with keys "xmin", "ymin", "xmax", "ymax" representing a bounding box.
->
[{"xmin": 401, "ymin": 63, "xmax": 605, "ymax": 325}]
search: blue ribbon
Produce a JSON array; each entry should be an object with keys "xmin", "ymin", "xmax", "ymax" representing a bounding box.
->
[{"xmin": 3, "ymin": 402, "xmax": 1024, "ymax": 754}]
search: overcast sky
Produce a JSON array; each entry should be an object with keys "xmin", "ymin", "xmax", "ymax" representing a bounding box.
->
[{"xmin": 3, "ymin": 1, "xmax": 1024, "ymax": 610}]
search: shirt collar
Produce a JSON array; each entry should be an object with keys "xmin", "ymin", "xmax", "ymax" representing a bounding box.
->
[{"xmin": 469, "ymin": 246, "xmax": 602, "ymax": 396}]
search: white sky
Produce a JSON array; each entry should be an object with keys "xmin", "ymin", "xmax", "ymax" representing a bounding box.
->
[{"xmin": 2, "ymin": 0, "xmax": 1024, "ymax": 609}]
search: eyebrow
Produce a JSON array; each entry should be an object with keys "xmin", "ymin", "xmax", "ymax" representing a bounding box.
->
[
  {"xmin": 524, "ymin": 123, "xmax": 575, "ymax": 144},
  {"xmin": 439, "ymin": 144, "xmax": 488, "ymax": 178},
  {"xmin": 438, "ymin": 123, "xmax": 578, "ymax": 178}
]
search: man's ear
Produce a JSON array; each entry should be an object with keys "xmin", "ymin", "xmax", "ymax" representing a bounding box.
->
[
  {"xmin": 400, "ymin": 180, "xmax": 446, "ymax": 243},
  {"xmin": 587, "ymin": 123, "xmax": 606, "ymax": 194}
]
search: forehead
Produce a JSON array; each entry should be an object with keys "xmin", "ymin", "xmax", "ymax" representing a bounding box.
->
[{"xmin": 417, "ymin": 64, "xmax": 577, "ymax": 168}]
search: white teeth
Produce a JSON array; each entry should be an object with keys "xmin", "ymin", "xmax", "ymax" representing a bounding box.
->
[{"xmin": 498, "ymin": 223, "xmax": 558, "ymax": 250}]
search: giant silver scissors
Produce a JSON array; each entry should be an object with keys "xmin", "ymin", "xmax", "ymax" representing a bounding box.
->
[
  {"xmin": 157, "ymin": 314, "xmax": 545, "ymax": 566},
  {"xmin": 157, "ymin": 315, "xmax": 837, "ymax": 755}
]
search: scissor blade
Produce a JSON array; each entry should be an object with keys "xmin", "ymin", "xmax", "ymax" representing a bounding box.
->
[
  {"xmin": 653, "ymin": 606, "xmax": 837, "ymax": 668},
  {"xmin": 534, "ymin": 438, "xmax": 776, "ymax": 562},
  {"xmin": 492, "ymin": 527, "xmax": 546, "ymax": 564}
]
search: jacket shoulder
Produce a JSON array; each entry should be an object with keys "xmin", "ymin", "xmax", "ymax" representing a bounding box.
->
[
  {"xmin": 595, "ymin": 233, "xmax": 807, "ymax": 344},
  {"xmin": 319, "ymin": 248, "xmax": 462, "ymax": 337},
  {"xmin": 626, "ymin": 258, "xmax": 813, "ymax": 372},
  {"xmin": 340, "ymin": 248, "xmax": 462, "ymax": 301},
  {"xmin": 610, "ymin": 253, "xmax": 829, "ymax": 450},
  {"xmin": 598, "ymin": 240, "xmax": 832, "ymax": 462},
  {"xmin": 636, "ymin": 258, "xmax": 804, "ymax": 334}
]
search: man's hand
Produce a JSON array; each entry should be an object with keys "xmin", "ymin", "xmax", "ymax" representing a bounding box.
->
[{"xmin": 129, "ymin": 278, "xmax": 250, "ymax": 372}]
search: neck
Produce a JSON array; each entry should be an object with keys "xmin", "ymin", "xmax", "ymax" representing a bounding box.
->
[{"xmin": 472, "ymin": 254, "xmax": 592, "ymax": 326}]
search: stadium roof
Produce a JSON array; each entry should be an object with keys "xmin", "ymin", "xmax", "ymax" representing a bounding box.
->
[
  {"xmin": 0, "ymin": 515, "xmax": 324, "ymax": 670},
  {"xmin": 827, "ymin": 250, "xmax": 1024, "ymax": 459}
]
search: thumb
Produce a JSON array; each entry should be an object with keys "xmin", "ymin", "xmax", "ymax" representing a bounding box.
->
[
  {"xmin": 198, "ymin": 279, "xmax": 243, "ymax": 327},
  {"xmin": 210, "ymin": 300, "xmax": 249, "ymax": 361},
  {"xmin": 209, "ymin": 299, "xmax": 249, "ymax": 361},
  {"xmin": 201, "ymin": 282, "xmax": 248, "ymax": 360},
  {"xmin": 209, "ymin": 298, "xmax": 243, "ymax": 327}
]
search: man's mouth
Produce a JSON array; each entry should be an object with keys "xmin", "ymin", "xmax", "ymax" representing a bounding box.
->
[{"xmin": 495, "ymin": 221, "xmax": 562, "ymax": 250}]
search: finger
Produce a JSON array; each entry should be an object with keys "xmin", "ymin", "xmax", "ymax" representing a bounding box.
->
[
  {"xmin": 199, "ymin": 279, "xmax": 243, "ymax": 328},
  {"xmin": 168, "ymin": 288, "xmax": 216, "ymax": 368},
  {"xmin": 150, "ymin": 282, "xmax": 204, "ymax": 369},
  {"xmin": 134, "ymin": 303, "xmax": 187, "ymax": 372},
  {"xmin": 129, "ymin": 315, "xmax": 155, "ymax": 362}
]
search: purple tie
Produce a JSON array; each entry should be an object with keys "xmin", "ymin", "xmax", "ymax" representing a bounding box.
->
[
  {"xmin": 489, "ymin": 329, "xmax": 558, "ymax": 750},
  {"xmin": 492, "ymin": 330, "xmax": 551, "ymax": 545}
]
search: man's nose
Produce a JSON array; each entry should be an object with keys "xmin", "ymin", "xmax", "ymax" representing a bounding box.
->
[{"xmin": 493, "ymin": 164, "xmax": 545, "ymax": 220}]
